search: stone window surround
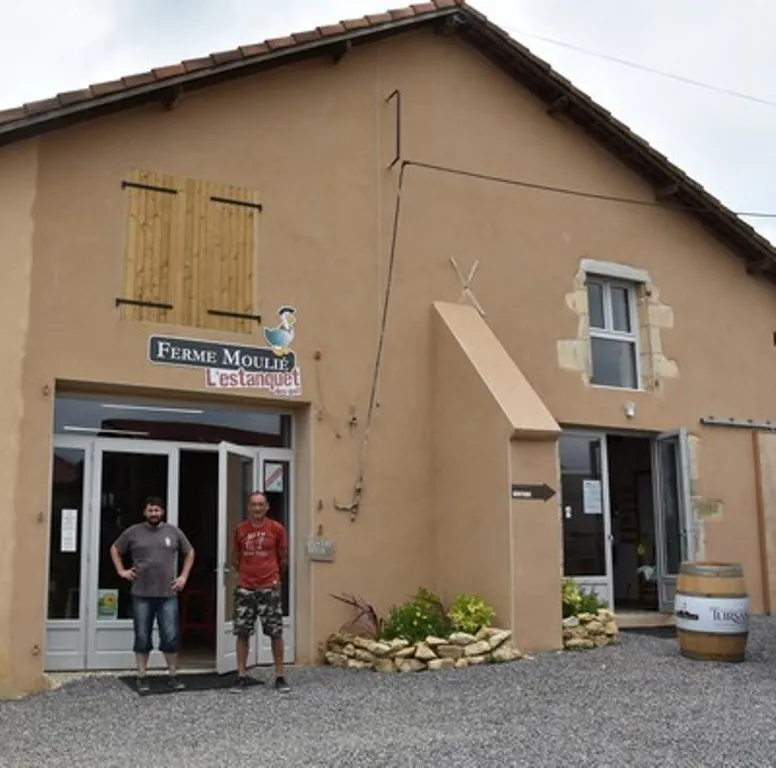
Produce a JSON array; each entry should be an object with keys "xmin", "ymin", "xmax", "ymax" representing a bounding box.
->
[{"xmin": 557, "ymin": 257, "xmax": 678, "ymax": 393}]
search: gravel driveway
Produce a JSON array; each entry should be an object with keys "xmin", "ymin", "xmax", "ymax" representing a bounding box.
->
[{"xmin": 2, "ymin": 618, "xmax": 776, "ymax": 767}]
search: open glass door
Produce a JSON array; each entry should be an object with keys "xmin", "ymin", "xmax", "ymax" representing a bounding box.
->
[
  {"xmin": 559, "ymin": 432, "xmax": 614, "ymax": 607},
  {"xmin": 216, "ymin": 442, "xmax": 259, "ymax": 675},
  {"xmin": 654, "ymin": 429, "xmax": 693, "ymax": 612},
  {"xmin": 86, "ymin": 440, "xmax": 178, "ymax": 670}
]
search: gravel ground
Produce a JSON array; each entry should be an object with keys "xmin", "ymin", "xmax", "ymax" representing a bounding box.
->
[{"xmin": 2, "ymin": 618, "xmax": 776, "ymax": 767}]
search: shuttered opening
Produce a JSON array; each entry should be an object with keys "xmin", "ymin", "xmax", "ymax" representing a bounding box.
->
[
  {"xmin": 119, "ymin": 170, "xmax": 260, "ymax": 334},
  {"xmin": 120, "ymin": 170, "xmax": 179, "ymax": 323}
]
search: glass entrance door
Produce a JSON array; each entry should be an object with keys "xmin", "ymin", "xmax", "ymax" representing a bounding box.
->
[
  {"xmin": 560, "ymin": 432, "xmax": 613, "ymax": 606},
  {"xmin": 86, "ymin": 440, "xmax": 178, "ymax": 670},
  {"xmin": 45, "ymin": 439, "xmax": 91, "ymax": 670},
  {"xmin": 216, "ymin": 442, "xmax": 259, "ymax": 675},
  {"xmin": 654, "ymin": 429, "xmax": 693, "ymax": 611}
]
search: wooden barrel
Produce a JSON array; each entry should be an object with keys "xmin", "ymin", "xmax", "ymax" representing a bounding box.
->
[{"xmin": 674, "ymin": 562, "xmax": 749, "ymax": 662}]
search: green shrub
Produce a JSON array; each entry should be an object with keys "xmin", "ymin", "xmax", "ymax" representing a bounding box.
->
[
  {"xmin": 447, "ymin": 594, "xmax": 495, "ymax": 635},
  {"xmin": 380, "ymin": 587, "xmax": 451, "ymax": 644},
  {"xmin": 562, "ymin": 578, "xmax": 607, "ymax": 618},
  {"xmin": 562, "ymin": 579, "xmax": 582, "ymax": 618},
  {"xmin": 578, "ymin": 589, "xmax": 607, "ymax": 614}
]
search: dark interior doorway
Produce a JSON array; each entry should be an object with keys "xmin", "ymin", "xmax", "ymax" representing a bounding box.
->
[
  {"xmin": 607, "ymin": 435, "xmax": 658, "ymax": 611},
  {"xmin": 178, "ymin": 450, "xmax": 218, "ymax": 667}
]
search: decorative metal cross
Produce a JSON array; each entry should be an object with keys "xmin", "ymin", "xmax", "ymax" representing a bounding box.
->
[{"xmin": 449, "ymin": 256, "xmax": 486, "ymax": 317}]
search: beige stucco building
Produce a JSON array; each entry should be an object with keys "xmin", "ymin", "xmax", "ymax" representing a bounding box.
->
[{"xmin": 2, "ymin": 1, "xmax": 776, "ymax": 698}]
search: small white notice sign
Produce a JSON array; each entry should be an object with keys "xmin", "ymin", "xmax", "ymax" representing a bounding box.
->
[
  {"xmin": 61, "ymin": 509, "xmax": 78, "ymax": 553},
  {"xmin": 582, "ymin": 480, "xmax": 603, "ymax": 516},
  {"xmin": 264, "ymin": 463, "xmax": 284, "ymax": 493}
]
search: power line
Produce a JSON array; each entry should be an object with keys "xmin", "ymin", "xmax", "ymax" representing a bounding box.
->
[
  {"xmin": 506, "ymin": 26, "xmax": 776, "ymax": 109},
  {"xmin": 402, "ymin": 159, "xmax": 776, "ymax": 220}
]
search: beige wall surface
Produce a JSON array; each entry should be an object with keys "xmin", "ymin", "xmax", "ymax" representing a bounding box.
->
[
  {"xmin": 509, "ymin": 438, "xmax": 563, "ymax": 653},
  {"xmin": 0, "ymin": 139, "xmax": 39, "ymax": 697},
  {"xmin": 3, "ymin": 27, "xmax": 775, "ymax": 693},
  {"xmin": 432, "ymin": 305, "xmax": 514, "ymax": 629}
]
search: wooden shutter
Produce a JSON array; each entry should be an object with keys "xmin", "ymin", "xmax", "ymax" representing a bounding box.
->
[
  {"xmin": 178, "ymin": 178, "xmax": 259, "ymax": 334},
  {"xmin": 120, "ymin": 170, "xmax": 181, "ymax": 323}
]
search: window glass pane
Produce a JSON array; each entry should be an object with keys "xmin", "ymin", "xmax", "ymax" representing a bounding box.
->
[
  {"xmin": 48, "ymin": 448, "xmax": 86, "ymax": 619},
  {"xmin": 264, "ymin": 461, "xmax": 291, "ymax": 616},
  {"xmin": 560, "ymin": 435, "xmax": 606, "ymax": 577},
  {"xmin": 54, "ymin": 394, "xmax": 291, "ymax": 447},
  {"xmin": 591, "ymin": 337, "xmax": 637, "ymax": 388},
  {"xmin": 587, "ymin": 282, "xmax": 605, "ymax": 329},
  {"xmin": 610, "ymin": 286, "xmax": 632, "ymax": 333},
  {"xmin": 659, "ymin": 440, "xmax": 682, "ymax": 574}
]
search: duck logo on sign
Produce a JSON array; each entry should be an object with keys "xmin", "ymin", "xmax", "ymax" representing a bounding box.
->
[{"xmin": 147, "ymin": 305, "xmax": 302, "ymax": 397}]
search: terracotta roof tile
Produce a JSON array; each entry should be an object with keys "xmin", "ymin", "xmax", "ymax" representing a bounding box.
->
[
  {"xmin": 411, "ymin": 3, "xmax": 438, "ymax": 13},
  {"xmin": 366, "ymin": 13, "xmax": 394, "ymax": 24},
  {"xmin": 152, "ymin": 64, "xmax": 187, "ymax": 80},
  {"xmin": 265, "ymin": 35, "xmax": 297, "ymax": 51},
  {"xmin": 238, "ymin": 43, "xmax": 270, "ymax": 57},
  {"xmin": 57, "ymin": 89, "xmax": 93, "ymax": 106},
  {"xmin": 90, "ymin": 80, "xmax": 127, "ymax": 97},
  {"xmin": 24, "ymin": 98, "xmax": 61, "ymax": 115},
  {"xmin": 432, "ymin": 0, "xmax": 462, "ymax": 8},
  {"xmin": 182, "ymin": 57, "xmax": 214, "ymax": 72},
  {"xmin": 0, "ymin": 106, "xmax": 27, "ymax": 122},
  {"xmin": 318, "ymin": 23, "xmax": 347, "ymax": 37},
  {"xmin": 122, "ymin": 72, "xmax": 157, "ymax": 88},
  {"xmin": 342, "ymin": 17, "xmax": 371, "ymax": 30},
  {"xmin": 211, "ymin": 49, "xmax": 244, "ymax": 65},
  {"xmin": 291, "ymin": 30, "xmax": 321, "ymax": 44},
  {"xmin": 389, "ymin": 7, "xmax": 416, "ymax": 19}
]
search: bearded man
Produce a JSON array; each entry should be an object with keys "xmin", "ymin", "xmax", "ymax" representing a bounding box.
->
[{"xmin": 110, "ymin": 496, "xmax": 195, "ymax": 693}]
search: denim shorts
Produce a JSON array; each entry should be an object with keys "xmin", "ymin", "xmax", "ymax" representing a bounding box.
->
[{"xmin": 131, "ymin": 596, "xmax": 179, "ymax": 654}]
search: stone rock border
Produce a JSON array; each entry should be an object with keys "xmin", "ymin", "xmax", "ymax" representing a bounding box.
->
[
  {"xmin": 324, "ymin": 626, "xmax": 523, "ymax": 672},
  {"xmin": 563, "ymin": 608, "xmax": 619, "ymax": 650}
]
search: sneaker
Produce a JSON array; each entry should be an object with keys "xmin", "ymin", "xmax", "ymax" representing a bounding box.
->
[
  {"xmin": 168, "ymin": 675, "xmax": 186, "ymax": 691},
  {"xmin": 136, "ymin": 676, "xmax": 150, "ymax": 694},
  {"xmin": 274, "ymin": 676, "xmax": 291, "ymax": 694},
  {"xmin": 230, "ymin": 676, "xmax": 248, "ymax": 693}
]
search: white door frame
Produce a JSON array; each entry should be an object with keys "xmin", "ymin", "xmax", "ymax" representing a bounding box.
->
[
  {"xmin": 85, "ymin": 439, "xmax": 179, "ymax": 670},
  {"xmin": 561, "ymin": 430, "xmax": 614, "ymax": 608},
  {"xmin": 44, "ymin": 436, "xmax": 93, "ymax": 671},
  {"xmin": 654, "ymin": 428, "xmax": 693, "ymax": 612},
  {"xmin": 216, "ymin": 441, "xmax": 260, "ymax": 675},
  {"xmin": 257, "ymin": 448, "xmax": 295, "ymax": 665}
]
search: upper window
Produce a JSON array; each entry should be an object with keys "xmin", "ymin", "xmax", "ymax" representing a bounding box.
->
[{"xmin": 586, "ymin": 277, "xmax": 639, "ymax": 389}]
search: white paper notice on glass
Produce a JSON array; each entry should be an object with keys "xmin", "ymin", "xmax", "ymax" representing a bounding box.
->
[
  {"xmin": 264, "ymin": 463, "xmax": 284, "ymax": 493},
  {"xmin": 582, "ymin": 480, "xmax": 603, "ymax": 516},
  {"xmin": 61, "ymin": 509, "xmax": 78, "ymax": 553}
]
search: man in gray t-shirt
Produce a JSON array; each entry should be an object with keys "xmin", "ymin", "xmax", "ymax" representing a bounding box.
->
[{"xmin": 110, "ymin": 496, "xmax": 195, "ymax": 693}]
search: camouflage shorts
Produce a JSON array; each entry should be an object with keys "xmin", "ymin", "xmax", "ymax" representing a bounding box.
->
[{"xmin": 232, "ymin": 586, "xmax": 283, "ymax": 638}]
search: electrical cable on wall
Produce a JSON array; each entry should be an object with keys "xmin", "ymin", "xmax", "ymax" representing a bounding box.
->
[
  {"xmin": 333, "ymin": 161, "xmax": 407, "ymax": 520},
  {"xmin": 333, "ymin": 116, "xmax": 776, "ymax": 520}
]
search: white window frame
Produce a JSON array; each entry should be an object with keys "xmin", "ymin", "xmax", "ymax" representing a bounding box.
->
[{"xmin": 587, "ymin": 276, "xmax": 641, "ymax": 391}]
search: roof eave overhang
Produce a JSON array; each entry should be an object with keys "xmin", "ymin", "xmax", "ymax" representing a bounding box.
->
[
  {"xmin": 452, "ymin": 12, "xmax": 776, "ymax": 279},
  {"xmin": 0, "ymin": 8, "xmax": 457, "ymax": 147}
]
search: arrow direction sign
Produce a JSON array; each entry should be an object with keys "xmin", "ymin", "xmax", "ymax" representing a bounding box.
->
[{"xmin": 511, "ymin": 483, "xmax": 556, "ymax": 502}]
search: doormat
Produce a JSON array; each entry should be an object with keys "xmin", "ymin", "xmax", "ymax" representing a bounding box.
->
[
  {"xmin": 621, "ymin": 626, "xmax": 677, "ymax": 639},
  {"xmin": 118, "ymin": 672, "xmax": 264, "ymax": 696}
]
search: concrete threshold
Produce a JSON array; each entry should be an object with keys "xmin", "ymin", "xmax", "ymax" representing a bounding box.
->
[{"xmin": 616, "ymin": 611, "xmax": 675, "ymax": 629}]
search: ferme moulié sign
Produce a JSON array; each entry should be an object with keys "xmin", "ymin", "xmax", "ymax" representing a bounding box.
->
[{"xmin": 147, "ymin": 305, "xmax": 302, "ymax": 397}]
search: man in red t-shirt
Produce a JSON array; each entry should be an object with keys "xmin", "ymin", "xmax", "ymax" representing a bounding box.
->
[{"xmin": 231, "ymin": 491, "xmax": 290, "ymax": 693}]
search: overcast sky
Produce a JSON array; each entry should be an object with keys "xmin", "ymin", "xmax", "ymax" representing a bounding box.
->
[{"xmin": 3, "ymin": 0, "xmax": 775, "ymax": 243}]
